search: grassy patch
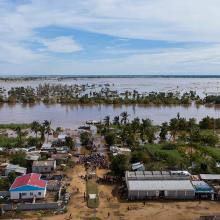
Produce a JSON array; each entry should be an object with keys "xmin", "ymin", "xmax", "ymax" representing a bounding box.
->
[
  {"xmin": 86, "ymin": 179, "xmax": 99, "ymax": 208},
  {"xmin": 200, "ymin": 146, "xmax": 220, "ymax": 161},
  {"xmin": 145, "ymin": 144, "xmax": 184, "ymax": 168},
  {"xmin": 0, "ymin": 136, "xmax": 19, "ymax": 147},
  {"xmin": 0, "ymin": 123, "xmax": 31, "ymax": 129}
]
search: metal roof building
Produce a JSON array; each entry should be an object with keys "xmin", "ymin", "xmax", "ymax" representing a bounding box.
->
[
  {"xmin": 200, "ymin": 174, "xmax": 220, "ymax": 181},
  {"xmin": 5, "ymin": 164, "xmax": 27, "ymax": 176},
  {"xmin": 126, "ymin": 171, "xmax": 195, "ymax": 200}
]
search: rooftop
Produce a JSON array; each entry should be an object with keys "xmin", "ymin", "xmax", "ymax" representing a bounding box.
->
[
  {"xmin": 200, "ymin": 174, "xmax": 220, "ymax": 180},
  {"xmin": 131, "ymin": 162, "xmax": 145, "ymax": 171},
  {"xmin": 51, "ymin": 153, "xmax": 69, "ymax": 160},
  {"xmin": 127, "ymin": 180, "xmax": 195, "ymax": 191},
  {"xmin": 10, "ymin": 173, "xmax": 47, "ymax": 190},
  {"xmin": 41, "ymin": 143, "xmax": 52, "ymax": 149},
  {"xmin": 33, "ymin": 160, "xmax": 55, "ymax": 167},
  {"xmin": 191, "ymin": 181, "xmax": 214, "ymax": 193},
  {"xmin": 58, "ymin": 134, "xmax": 67, "ymax": 140},
  {"xmin": 6, "ymin": 163, "xmax": 27, "ymax": 174},
  {"xmin": 126, "ymin": 171, "xmax": 190, "ymax": 181}
]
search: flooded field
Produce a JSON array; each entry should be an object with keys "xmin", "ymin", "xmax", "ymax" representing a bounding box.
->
[
  {"xmin": 2, "ymin": 76, "xmax": 220, "ymax": 96},
  {"xmin": 1, "ymin": 77, "xmax": 220, "ymax": 128}
]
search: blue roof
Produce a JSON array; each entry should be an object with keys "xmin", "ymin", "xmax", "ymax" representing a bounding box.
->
[
  {"xmin": 192, "ymin": 181, "xmax": 214, "ymax": 193},
  {"xmin": 10, "ymin": 185, "xmax": 45, "ymax": 192}
]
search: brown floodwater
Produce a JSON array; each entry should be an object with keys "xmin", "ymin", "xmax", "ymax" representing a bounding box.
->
[
  {"xmin": 0, "ymin": 103, "xmax": 219, "ymax": 129},
  {"xmin": 1, "ymin": 77, "xmax": 220, "ymax": 128}
]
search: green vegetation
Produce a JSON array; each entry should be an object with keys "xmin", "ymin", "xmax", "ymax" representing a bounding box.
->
[
  {"xmin": 1, "ymin": 83, "xmax": 220, "ymax": 106},
  {"xmin": 0, "ymin": 136, "xmax": 20, "ymax": 147},
  {"xmin": 0, "ymin": 172, "xmax": 18, "ymax": 191},
  {"xmin": 65, "ymin": 136, "xmax": 75, "ymax": 150},
  {"xmin": 111, "ymin": 154, "xmax": 130, "ymax": 176},
  {"xmin": 86, "ymin": 179, "xmax": 99, "ymax": 208},
  {"xmin": 98, "ymin": 112, "xmax": 220, "ymax": 175},
  {"xmin": 0, "ymin": 120, "xmax": 52, "ymax": 148},
  {"xmin": 10, "ymin": 152, "xmax": 27, "ymax": 167},
  {"xmin": 145, "ymin": 144, "xmax": 184, "ymax": 168},
  {"xmin": 80, "ymin": 132, "xmax": 93, "ymax": 150},
  {"xmin": 0, "ymin": 123, "xmax": 31, "ymax": 129}
]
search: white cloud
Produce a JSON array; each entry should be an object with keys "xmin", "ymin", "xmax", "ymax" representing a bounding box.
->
[
  {"xmin": 2, "ymin": 43, "xmax": 220, "ymax": 74},
  {"xmin": 2, "ymin": 0, "xmax": 220, "ymax": 42},
  {"xmin": 0, "ymin": 42, "xmax": 44, "ymax": 64},
  {"xmin": 41, "ymin": 36, "xmax": 82, "ymax": 53},
  {"xmin": 1, "ymin": 0, "xmax": 220, "ymax": 73}
]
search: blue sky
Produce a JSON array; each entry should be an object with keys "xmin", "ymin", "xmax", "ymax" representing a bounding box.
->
[{"xmin": 1, "ymin": 0, "xmax": 220, "ymax": 75}]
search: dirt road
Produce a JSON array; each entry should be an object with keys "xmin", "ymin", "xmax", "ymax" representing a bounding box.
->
[{"xmin": 42, "ymin": 165, "xmax": 220, "ymax": 220}]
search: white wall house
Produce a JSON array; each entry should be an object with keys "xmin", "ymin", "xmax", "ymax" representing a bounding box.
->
[
  {"xmin": 32, "ymin": 159, "xmax": 56, "ymax": 174},
  {"xmin": 9, "ymin": 173, "xmax": 47, "ymax": 200}
]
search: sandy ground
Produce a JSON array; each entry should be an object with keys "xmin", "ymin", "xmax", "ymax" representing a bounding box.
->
[{"xmin": 40, "ymin": 165, "xmax": 220, "ymax": 220}]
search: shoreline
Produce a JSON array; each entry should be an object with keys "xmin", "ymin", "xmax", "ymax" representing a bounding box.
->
[{"xmin": 2, "ymin": 74, "xmax": 220, "ymax": 80}]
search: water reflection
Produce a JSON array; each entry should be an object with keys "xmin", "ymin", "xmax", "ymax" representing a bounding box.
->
[{"xmin": 0, "ymin": 103, "xmax": 220, "ymax": 129}]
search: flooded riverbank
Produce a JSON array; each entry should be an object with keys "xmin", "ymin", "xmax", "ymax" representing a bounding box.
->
[{"xmin": 0, "ymin": 103, "xmax": 219, "ymax": 129}]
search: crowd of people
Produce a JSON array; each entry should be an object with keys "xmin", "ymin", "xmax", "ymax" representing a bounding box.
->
[{"xmin": 78, "ymin": 153, "xmax": 108, "ymax": 168}]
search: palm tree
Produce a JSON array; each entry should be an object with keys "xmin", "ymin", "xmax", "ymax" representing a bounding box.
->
[
  {"xmin": 120, "ymin": 112, "xmax": 129, "ymax": 125},
  {"xmin": 43, "ymin": 120, "xmax": 50, "ymax": 128},
  {"xmin": 15, "ymin": 126, "xmax": 22, "ymax": 143},
  {"xmin": 113, "ymin": 116, "xmax": 120, "ymax": 126},
  {"xmin": 39, "ymin": 124, "xmax": 46, "ymax": 141},
  {"xmin": 159, "ymin": 122, "xmax": 169, "ymax": 141},
  {"xmin": 31, "ymin": 121, "xmax": 40, "ymax": 138},
  {"xmin": 43, "ymin": 120, "xmax": 51, "ymax": 142},
  {"xmin": 177, "ymin": 112, "xmax": 180, "ymax": 120},
  {"xmin": 140, "ymin": 118, "xmax": 154, "ymax": 143},
  {"xmin": 169, "ymin": 118, "xmax": 179, "ymax": 142},
  {"xmin": 54, "ymin": 127, "xmax": 62, "ymax": 135},
  {"xmin": 104, "ymin": 116, "xmax": 110, "ymax": 127},
  {"xmin": 131, "ymin": 117, "xmax": 140, "ymax": 133}
]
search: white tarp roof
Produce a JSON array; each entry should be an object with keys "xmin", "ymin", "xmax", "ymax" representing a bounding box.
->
[
  {"xmin": 89, "ymin": 194, "xmax": 97, "ymax": 199},
  {"xmin": 58, "ymin": 134, "xmax": 67, "ymax": 140},
  {"xmin": 200, "ymin": 174, "xmax": 220, "ymax": 180},
  {"xmin": 127, "ymin": 180, "xmax": 194, "ymax": 191}
]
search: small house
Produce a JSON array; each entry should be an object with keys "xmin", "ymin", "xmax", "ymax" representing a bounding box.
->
[
  {"xmin": 32, "ymin": 159, "xmax": 56, "ymax": 174},
  {"xmin": 58, "ymin": 134, "xmax": 67, "ymax": 142},
  {"xmin": 41, "ymin": 143, "xmax": 53, "ymax": 151},
  {"xmin": 131, "ymin": 162, "xmax": 145, "ymax": 171},
  {"xmin": 9, "ymin": 173, "xmax": 47, "ymax": 200},
  {"xmin": 51, "ymin": 153, "xmax": 70, "ymax": 164},
  {"xmin": 110, "ymin": 146, "xmax": 131, "ymax": 156},
  {"xmin": 5, "ymin": 163, "xmax": 27, "ymax": 176}
]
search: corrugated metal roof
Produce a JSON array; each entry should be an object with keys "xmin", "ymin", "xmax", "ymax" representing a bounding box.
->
[
  {"xmin": 127, "ymin": 180, "xmax": 194, "ymax": 191},
  {"xmin": 132, "ymin": 163, "xmax": 145, "ymax": 171},
  {"xmin": 33, "ymin": 160, "xmax": 55, "ymax": 167},
  {"xmin": 6, "ymin": 164, "xmax": 27, "ymax": 174},
  {"xmin": 200, "ymin": 174, "xmax": 220, "ymax": 180},
  {"xmin": 126, "ymin": 171, "xmax": 190, "ymax": 180},
  {"xmin": 192, "ymin": 181, "xmax": 214, "ymax": 193}
]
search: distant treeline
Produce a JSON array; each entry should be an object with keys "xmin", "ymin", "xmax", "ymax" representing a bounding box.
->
[
  {"xmin": 0, "ymin": 84, "xmax": 220, "ymax": 105},
  {"xmin": 1, "ymin": 75, "xmax": 220, "ymax": 80},
  {"xmin": 1, "ymin": 84, "xmax": 220, "ymax": 105}
]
